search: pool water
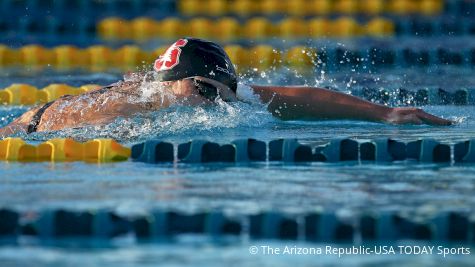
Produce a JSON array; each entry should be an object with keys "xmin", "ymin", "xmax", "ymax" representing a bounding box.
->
[
  {"xmin": 2, "ymin": 157, "xmax": 475, "ymax": 215},
  {"xmin": 1, "ymin": 63, "xmax": 474, "ymax": 266},
  {"xmin": 1, "ymin": 240, "xmax": 474, "ymax": 267},
  {"xmin": 1, "ymin": 0, "xmax": 474, "ymax": 262}
]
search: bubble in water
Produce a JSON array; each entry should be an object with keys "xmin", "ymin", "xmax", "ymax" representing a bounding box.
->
[
  {"xmin": 35, "ymin": 98, "xmax": 273, "ymax": 143},
  {"xmin": 138, "ymin": 77, "xmax": 176, "ymax": 106},
  {"xmin": 346, "ymin": 77, "xmax": 354, "ymax": 88},
  {"xmin": 451, "ymin": 116, "xmax": 467, "ymax": 124}
]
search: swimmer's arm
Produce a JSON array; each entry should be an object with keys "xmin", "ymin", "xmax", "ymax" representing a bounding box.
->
[{"xmin": 250, "ymin": 85, "xmax": 453, "ymax": 125}]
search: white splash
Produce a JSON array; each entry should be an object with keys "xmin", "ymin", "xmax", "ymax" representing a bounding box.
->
[
  {"xmin": 41, "ymin": 95, "xmax": 273, "ymax": 143},
  {"xmin": 236, "ymin": 83, "xmax": 262, "ymax": 104}
]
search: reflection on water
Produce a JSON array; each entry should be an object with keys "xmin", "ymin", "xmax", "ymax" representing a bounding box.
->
[
  {"xmin": 1, "ymin": 162, "xmax": 474, "ymax": 215},
  {"xmin": 0, "ymin": 239, "xmax": 474, "ymax": 267}
]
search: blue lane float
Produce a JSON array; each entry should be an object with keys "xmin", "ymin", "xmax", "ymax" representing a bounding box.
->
[
  {"xmin": 0, "ymin": 209, "xmax": 19, "ymax": 236},
  {"xmin": 444, "ymin": 1, "xmax": 475, "ymax": 17},
  {"xmin": 178, "ymin": 140, "xmax": 223, "ymax": 163},
  {"xmin": 305, "ymin": 213, "xmax": 354, "ymax": 242},
  {"xmin": 231, "ymin": 139, "xmax": 267, "ymax": 162},
  {"xmin": 368, "ymin": 212, "xmax": 472, "ymax": 242},
  {"xmin": 27, "ymin": 209, "xmax": 130, "ymax": 238},
  {"xmin": 360, "ymin": 139, "xmax": 406, "ymax": 162},
  {"xmin": 3, "ymin": 8, "xmax": 475, "ymax": 37},
  {"xmin": 373, "ymin": 213, "xmax": 433, "ymax": 240},
  {"xmin": 397, "ymin": 17, "xmax": 475, "ymax": 37},
  {"xmin": 269, "ymin": 139, "xmax": 313, "ymax": 162},
  {"xmin": 2, "ymin": 209, "xmax": 473, "ymax": 243},
  {"xmin": 0, "ymin": 0, "xmax": 177, "ymax": 23},
  {"xmin": 249, "ymin": 212, "xmax": 299, "ymax": 240},
  {"xmin": 130, "ymin": 138, "xmax": 475, "ymax": 164},
  {"xmin": 131, "ymin": 140, "xmax": 174, "ymax": 163},
  {"xmin": 323, "ymin": 47, "xmax": 475, "ymax": 70},
  {"xmin": 436, "ymin": 212, "xmax": 472, "ymax": 241},
  {"xmin": 406, "ymin": 139, "xmax": 451, "ymax": 163},
  {"xmin": 1, "ymin": 0, "xmax": 475, "ymax": 23},
  {"xmin": 454, "ymin": 139, "xmax": 475, "ymax": 163},
  {"xmin": 437, "ymin": 88, "xmax": 468, "ymax": 105},
  {"xmin": 132, "ymin": 139, "xmax": 267, "ymax": 164},
  {"xmin": 320, "ymin": 139, "xmax": 359, "ymax": 162},
  {"xmin": 366, "ymin": 47, "xmax": 396, "ymax": 67},
  {"xmin": 176, "ymin": 139, "xmax": 267, "ymax": 163},
  {"xmin": 133, "ymin": 211, "xmax": 241, "ymax": 238},
  {"xmin": 352, "ymin": 87, "xmax": 473, "ymax": 106}
]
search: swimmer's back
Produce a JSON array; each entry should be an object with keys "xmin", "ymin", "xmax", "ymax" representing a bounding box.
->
[
  {"xmin": 2, "ymin": 80, "xmax": 154, "ymax": 134},
  {"xmin": 37, "ymin": 81, "xmax": 152, "ymax": 131}
]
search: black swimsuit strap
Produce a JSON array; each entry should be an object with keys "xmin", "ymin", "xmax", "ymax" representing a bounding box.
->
[
  {"xmin": 26, "ymin": 100, "xmax": 56, "ymax": 134},
  {"xmin": 26, "ymin": 85, "xmax": 116, "ymax": 134}
]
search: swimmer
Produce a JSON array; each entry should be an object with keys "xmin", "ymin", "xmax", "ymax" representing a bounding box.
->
[{"xmin": 0, "ymin": 38, "xmax": 452, "ymax": 137}]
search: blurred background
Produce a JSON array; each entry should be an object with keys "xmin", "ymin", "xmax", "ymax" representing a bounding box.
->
[
  {"xmin": 1, "ymin": 0, "xmax": 474, "ymax": 104},
  {"xmin": 1, "ymin": 1, "xmax": 475, "ymax": 267},
  {"xmin": 0, "ymin": 0, "xmax": 472, "ymax": 71}
]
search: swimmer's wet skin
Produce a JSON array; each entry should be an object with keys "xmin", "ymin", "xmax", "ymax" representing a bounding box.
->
[{"xmin": 0, "ymin": 38, "xmax": 452, "ymax": 137}]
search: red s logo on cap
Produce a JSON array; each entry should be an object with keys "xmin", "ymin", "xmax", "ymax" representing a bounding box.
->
[{"xmin": 154, "ymin": 39, "xmax": 188, "ymax": 71}]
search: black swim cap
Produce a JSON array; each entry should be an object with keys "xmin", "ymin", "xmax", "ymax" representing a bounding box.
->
[{"xmin": 153, "ymin": 38, "xmax": 238, "ymax": 93}]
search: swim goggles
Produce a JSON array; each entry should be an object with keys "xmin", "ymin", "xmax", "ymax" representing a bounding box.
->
[{"xmin": 191, "ymin": 78, "xmax": 221, "ymax": 102}]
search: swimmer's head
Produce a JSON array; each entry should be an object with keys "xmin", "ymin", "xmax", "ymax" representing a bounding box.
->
[{"xmin": 153, "ymin": 38, "xmax": 238, "ymax": 96}]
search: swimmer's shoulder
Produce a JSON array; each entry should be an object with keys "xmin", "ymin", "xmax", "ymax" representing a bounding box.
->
[
  {"xmin": 83, "ymin": 80, "xmax": 141, "ymax": 96},
  {"xmin": 84, "ymin": 72, "xmax": 146, "ymax": 96}
]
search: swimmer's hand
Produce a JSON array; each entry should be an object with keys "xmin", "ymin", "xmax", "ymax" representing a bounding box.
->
[{"xmin": 385, "ymin": 107, "xmax": 453, "ymax": 126}]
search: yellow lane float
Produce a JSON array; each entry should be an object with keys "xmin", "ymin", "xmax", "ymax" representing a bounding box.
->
[{"xmin": 0, "ymin": 138, "xmax": 130, "ymax": 162}]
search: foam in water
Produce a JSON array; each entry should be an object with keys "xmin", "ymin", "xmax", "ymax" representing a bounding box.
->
[
  {"xmin": 1, "ymin": 62, "xmax": 471, "ymax": 142},
  {"xmin": 43, "ymin": 101, "xmax": 273, "ymax": 143},
  {"xmin": 33, "ymin": 76, "xmax": 274, "ymax": 143},
  {"xmin": 236, "ymin": 83, "xmax": 261, "ymax": 104}
]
